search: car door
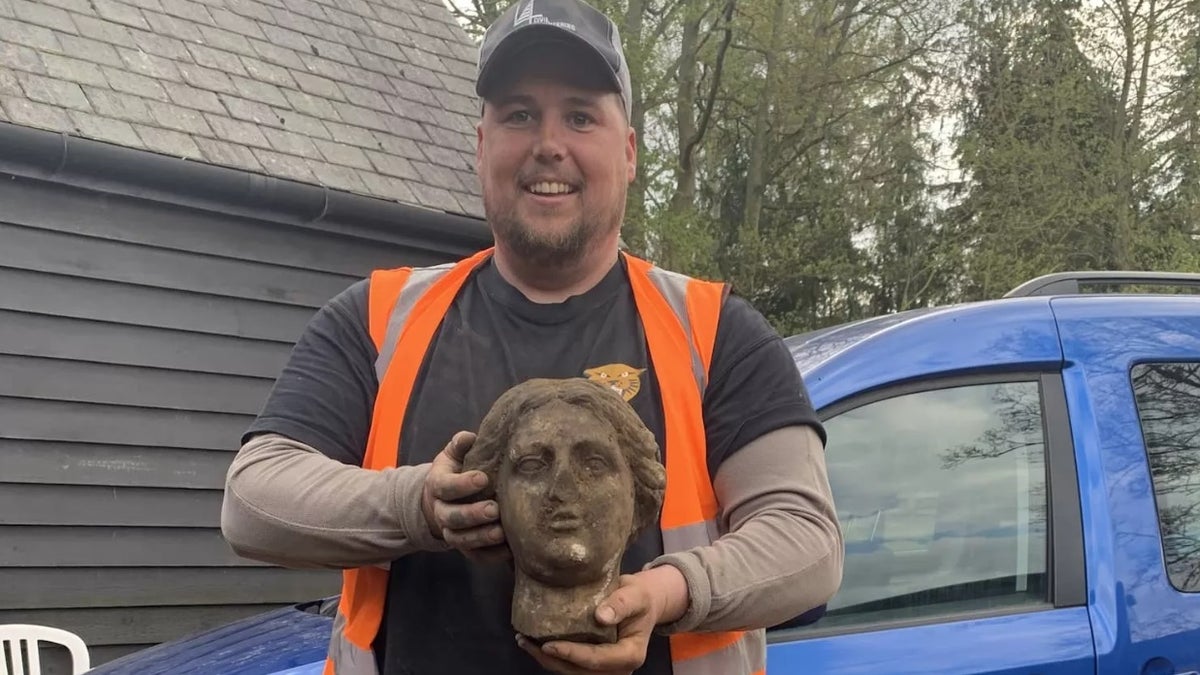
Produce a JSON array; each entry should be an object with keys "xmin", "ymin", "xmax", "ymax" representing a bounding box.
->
[
  {"xmin": 1052, "ymin": 296, "xmax": 1200, "ymax": 675},
  {"xmin": 766, "ymin": 372, "xmax": 1094, "ymax": 674}
]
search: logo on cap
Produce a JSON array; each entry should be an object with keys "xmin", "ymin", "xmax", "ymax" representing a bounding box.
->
[{"xmin": 513, "ymin": 0, "xmax": 577, "ymax": 31}]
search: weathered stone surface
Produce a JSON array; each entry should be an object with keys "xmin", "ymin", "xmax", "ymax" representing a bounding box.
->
[{"xmin": 463, "ymin": 378, "xmax": 666, "ymax": 645}]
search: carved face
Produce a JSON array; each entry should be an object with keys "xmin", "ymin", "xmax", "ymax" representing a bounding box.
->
[{"xmin": 498, "ymin": 398, "xmax": 635, "ymax": 587}]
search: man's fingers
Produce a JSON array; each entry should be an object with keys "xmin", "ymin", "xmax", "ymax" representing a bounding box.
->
[
  {"xmin": 433, "ymin": 498, "xmax": 498, "ymax": 530},
  {"xmin": 428, "ymin": 466, "xmax": 488, "ymax": 502},
  {"xmin": 516, "ymin": 636, "xmax": 587, "ymax": 675},
  {"xmin": 441, "ymin": 522, "xmax": 505, "ymax": 550},
  {"xmin": 540, "ymin": 639, "xmax": 641, "ymax": 674}
]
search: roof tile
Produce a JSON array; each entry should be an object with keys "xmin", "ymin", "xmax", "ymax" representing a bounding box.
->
[
  {"xmin": 68, "ymin": 110, "xmax": 143, "ymax": 146},
  {"xmin": 313, "ymin": 137, "xmax": 372, "ymax": 169},
  {"xmin": 308, "ymin": 158, "xmax": 369, "ymax": 193},
  {"xmin": 274, "ymin": 108, "xmax": 331, "ymax": 139},
  {"xmin": 3, "ymin": 95, "xmax": 73, "ymax": 129},
  {"xmin": 195, "ymin": 135, "xmax": 263, "ymax": 171},
  {"xmin": 56, "ymin": 33, "xmax": 123, "ymax": 67},
  {"xmin": 229, "ymin": 73, "xmax": 289, "ymax": 107},
  {"xmin": 323, "ymin": 120, "xmax": 377, "ymax": 148},
  {"xmin": 93, "ymin": 0, "xmax": 150, "ymax": 30},
  {"xmin": 253, "ymin": 146, "xmax": 316, "ymax": 181},
  {"xmin": 197, "ymin": 23, "xmax": 256, "ymax": 56},
  {"xmin": 143, "ymin": 10, "xmax": 203, "ymax": 41},
  {"xmin": 71, "ymin": 14, "xmax": 137, "ymax": 47},
  {"xmin": 162, "ymin": 80, "xmax": 224, "ymax": 113},
  {"xmin": 1, "ymin": 40, "xmax": 48, "ymax": 75},
  {"xmin": 159, "ymin": 0, "xmax": 212, "ymax": 24},
  {"xmin": 18, "ymin": 70, "xmax": 92, "ymax": 110},
  {"xmin": 1, "ymin": 16, "xmax": 62, "ymax": 51},
  {"xmin": 261, "ymin": 124, "xmax": 320, "ymax": 158},
  {"xmin": 40, "ymin": 0, "xmax": 92, "ymax": 15},
  {"xmin": 135, "ymin": 123, "xmax": 202, "ymax": 157},
  {"xmin": 103, "ymin": 65, "xmax": 168, "ymax": 100},
  {"xmin": 117, "ymin": 46, "xmax": 183, "ymax": 82},
  {"xmin": 133, "ymin": 29, "xmax": 190, "ymax": 60},
  {"xmin": 178, "ymin": 61, "xmax": 237, "ymax": 94},
  {"xmin": 43, "ymin": 53, "xmax": 108, "ymax": 87},
  {"xmin": 357, "ymin": 169, "xmax": 418, "ymax": 204},
  {"xmin": 204, "ymin": 112, "xmax": 271, "ymax": 147},
  {"xmin": 0, "ymin": 68, "xmax": 20, "ymax": 96},
  {"xmin": 83, "ymin": 86, "xmax": 156, "ymax": 124},
  {"xmin": 225, "ymin": 0, "xmax": 274, "ymax": 23},
  {"xmin": 11, "ymin": 0, "xmax": 77, "ymax": 34},
  {"xmin": 148, "ymin": 99, "xmax": 211, "ymax": 134}
]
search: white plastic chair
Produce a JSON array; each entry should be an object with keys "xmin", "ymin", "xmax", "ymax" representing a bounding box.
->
[{"xmin": 0, "ymin": 624, "xmax": 90, "ymax": 675}]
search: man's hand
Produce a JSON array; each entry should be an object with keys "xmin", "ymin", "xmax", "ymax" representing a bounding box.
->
[
  {"xmin": 421, "ymin": 431, "xmax": 509, "ymax": 563},
  {"xmin": 516, "ymin": 566, "xmax": 689, "ymax": 675}
]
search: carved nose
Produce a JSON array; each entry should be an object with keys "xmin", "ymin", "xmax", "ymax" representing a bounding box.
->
[{"xmin": 546, "ymin": 461, "xmax": 578, "ymax": 502}]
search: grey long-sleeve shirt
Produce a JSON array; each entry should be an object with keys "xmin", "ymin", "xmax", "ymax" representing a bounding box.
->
[{"xmin": 221, "ymin": 424, "xmax": 843, "ymax": 634}]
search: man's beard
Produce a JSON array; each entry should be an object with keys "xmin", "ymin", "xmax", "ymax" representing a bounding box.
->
[{"xmin": 486, "ymin": 194, "xmax": 620, "ymax": 270}]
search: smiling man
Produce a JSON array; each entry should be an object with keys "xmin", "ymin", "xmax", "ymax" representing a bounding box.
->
[{"xmin": 220, "ymin": 0, "xmax": 844, "ymax": 674}]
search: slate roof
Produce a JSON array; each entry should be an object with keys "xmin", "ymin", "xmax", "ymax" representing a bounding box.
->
[{"xmin": 0, "ymin": 0, "xmax": 484, "ymax": 218}]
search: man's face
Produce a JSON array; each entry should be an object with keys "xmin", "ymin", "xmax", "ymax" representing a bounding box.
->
[{"xmin": 476, "ymin": 42, "xmax": 636, "ymax": 268}]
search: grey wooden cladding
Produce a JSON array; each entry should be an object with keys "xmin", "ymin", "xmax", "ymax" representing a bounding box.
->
[
  {"xmin": 0, "ymin": 568, "xmax": 340, "ymax": 609},
  {"xmin": 0, "ymin": 222, "xmax": 358, "ymax": 308},
  {"xmin": 0, "ymin": 527, "xmax": 274, "ymax": 567},
  {"xmin": 0, "ymin": 484, "xmax": 222, "ymax": 527},
  {"xmin": 0, "ymin": 175, "xmax": 454, "ymax": 277},
  {"xmin": 0, "ymin": 309, "xmax": 295, "ymax": 378},
  {"xmin": 0, "ymin": 441, "xmax": 230, "ymax": 490},
  {"xmin": 0, "ymin": 354, "xmax": 273, "ymax": 415},
  {"xmin": 0, "ymin": 267, "xmax": 314, "ymax": 343},
  {"xmin": 0, "ymin": 605, "xmax": 292, "ymax": 645},
  {"xmin": 0, "ymin": 396, "xmax": 253, "ymax": 450}
]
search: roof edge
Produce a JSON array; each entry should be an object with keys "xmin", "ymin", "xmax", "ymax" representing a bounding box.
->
[{"xmin": 0, "ymin": 121, "xmax": 493, "ymax": 256}]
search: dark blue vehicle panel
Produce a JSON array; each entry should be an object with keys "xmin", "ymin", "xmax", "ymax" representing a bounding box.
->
[
  {"xmin": 88, "ymin": 604, "xmax": 332, "ymax": 675},
  {"xmin": 1053, "ymin": 296, "xmax": 1200, "ymax": 675},
  {"xmin": 768, "ymin": 607, "xmax": 1095, "ymax": 674},
  {"xmin": 790, "ymin": 298, "xmax": 1063, "ymax": 410}
]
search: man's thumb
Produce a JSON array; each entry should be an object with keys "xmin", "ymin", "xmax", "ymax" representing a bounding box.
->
[
  {"xmin": 596, "ymin": 579, "xmax": 641, "ymax": 625},
  {"xmin": 443, "ymin": 431, "xmax": 476, "ymax": 464}
]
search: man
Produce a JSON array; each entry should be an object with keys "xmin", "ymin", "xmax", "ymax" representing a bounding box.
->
[{"xmin": 220, "ymin": 0, "xmax": 843, "ymax": 673}]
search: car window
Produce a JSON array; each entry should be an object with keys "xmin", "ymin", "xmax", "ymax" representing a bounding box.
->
[
  {"xmin": 1131, "ymin": 362, "xmax": 1200, "ymax": 592},
  {"xmin": 810, "ymin": 380, "xmax": 1050, "ymax": 630}
]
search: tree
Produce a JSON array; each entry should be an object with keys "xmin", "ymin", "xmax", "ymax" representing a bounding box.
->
[{"xmin": 948, "ymin": 0, "xmax": 1126, "ymax": 300}]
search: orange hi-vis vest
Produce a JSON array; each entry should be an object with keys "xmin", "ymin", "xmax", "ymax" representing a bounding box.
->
[{"xmin": 323, "ymin": 248, "xmax": 766, "ymax": 675}]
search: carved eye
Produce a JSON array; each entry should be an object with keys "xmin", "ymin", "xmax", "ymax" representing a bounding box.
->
[
  {"xmin": 585, "ymin": 455, "xmax": 610, "ymax": 473},
  {"xmin": 517, "ymin": 457, "xmax": 546, "ymax": 475}
]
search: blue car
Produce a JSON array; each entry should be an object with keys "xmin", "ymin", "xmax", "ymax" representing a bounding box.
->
[{"xmin": 90, "ymin": 271, "xmax": 1200, "ymax": 674}]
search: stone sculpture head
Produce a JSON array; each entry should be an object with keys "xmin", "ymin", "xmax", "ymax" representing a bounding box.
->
[{"xmin": 462, "ymin": 377, "xmax": 665, "ymax": 643}]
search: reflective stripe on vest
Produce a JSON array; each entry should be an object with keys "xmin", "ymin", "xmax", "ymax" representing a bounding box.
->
[{"xmin": 323, "ymin": 248, "xmax": 764, "ymax": 675}]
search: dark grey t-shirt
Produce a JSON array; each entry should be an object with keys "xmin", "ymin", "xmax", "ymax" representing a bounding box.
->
[{"xmin": 244, "ymin": 256, "xmax": 823, "ymax": 674}]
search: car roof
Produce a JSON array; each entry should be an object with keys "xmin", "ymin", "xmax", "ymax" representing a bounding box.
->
[
  {"xmin": 787, "ymin": 282, "xmax": 1200, "ymax": 412},
  {"xmin": 785, "ymin": 296, "xmax": 1062, "ymax": 411}
]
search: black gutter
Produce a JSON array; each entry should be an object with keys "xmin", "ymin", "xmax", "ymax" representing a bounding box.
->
[{"xmin": 0, "ymin": 121, "xmax": 493, "ymax": 257}]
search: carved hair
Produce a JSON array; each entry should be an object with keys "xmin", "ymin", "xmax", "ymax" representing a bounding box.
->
[{"xmin": 466, "ymin": 378, "xmax": 666, "ymax": 539}]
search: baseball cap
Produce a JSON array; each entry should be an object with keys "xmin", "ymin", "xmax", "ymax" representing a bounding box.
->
[{"xmin": 476, "ymin": 0, "xmax": 633, "ymax": 120}]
